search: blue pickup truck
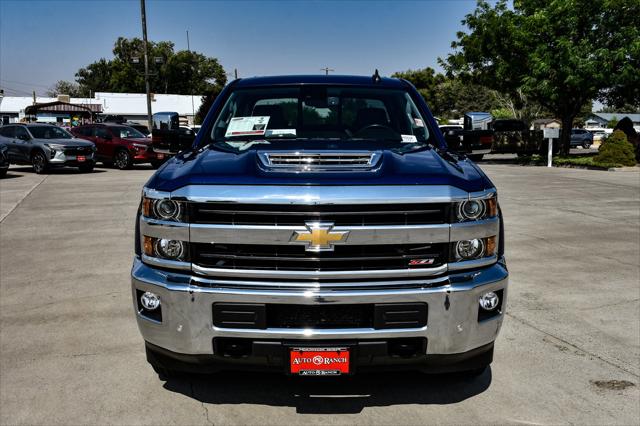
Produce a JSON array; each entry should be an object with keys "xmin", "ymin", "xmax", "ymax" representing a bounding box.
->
[{"xmin": 132, "ymin": 74, "xmax": 508, "ymax": 378}]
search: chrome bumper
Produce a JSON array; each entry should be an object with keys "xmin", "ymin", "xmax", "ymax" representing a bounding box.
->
[{"xmin": 132, "ymin": 257, "xmax": 508, "ymax": 356}]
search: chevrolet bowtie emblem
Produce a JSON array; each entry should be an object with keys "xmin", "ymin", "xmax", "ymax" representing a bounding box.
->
[{"xmin": 291, "ymin": 222, "xmax": 349, "ymax": 252}]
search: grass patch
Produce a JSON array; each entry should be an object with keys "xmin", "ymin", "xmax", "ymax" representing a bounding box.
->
[{"xmin": 517, "ymin": 154, "xmax": 627, "ymax": 169}]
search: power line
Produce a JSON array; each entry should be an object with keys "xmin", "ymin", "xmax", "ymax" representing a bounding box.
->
[
  {"xmin": 1, "ymin": 86, "xmax": 34, "ymax": 96},
  {"xmin": 0, "ymin": 78, "xmax": 51, "ymax": 89}
]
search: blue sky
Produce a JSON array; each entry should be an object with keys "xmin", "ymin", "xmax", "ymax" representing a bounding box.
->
[{"xmin": 0, "ymin": 0, "xmax": 477, "ymax": 96}]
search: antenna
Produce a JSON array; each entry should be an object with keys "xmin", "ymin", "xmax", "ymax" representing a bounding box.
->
[
  {"xmin": 320, "ymin": 67, "xmax": 334, "ymax": 75},
  {"xmin": 372, "ymin": 69, "xmax": 381, "ymax": 83}
]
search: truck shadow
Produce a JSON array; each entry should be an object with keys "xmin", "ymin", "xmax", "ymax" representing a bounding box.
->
[{"xmin": 162, "ymin": 368, "xmax": 492, "ymax": 414}]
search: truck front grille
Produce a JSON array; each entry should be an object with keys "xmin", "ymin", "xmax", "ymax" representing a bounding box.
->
[
  {"xmin": 258, "ymin": 151, "xmax": 380, "ymax": 170},
  {"xmin": 192, "ymin": 242, "xmax": 447, "ymax": 271},
  {"xmin": 189, "ymin": 203, "xmax": 448, "ymax": 226}
]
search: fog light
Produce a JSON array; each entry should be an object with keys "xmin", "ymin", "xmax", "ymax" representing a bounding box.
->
[
  {"xmin": 456, "ymin": 238, "xmax": 485, "ymax": 259},
  {"xmin": 479, "ymin": 292, "xmax": 499, "ymax": 311},
  {"xmin": 154, "ymin": 238, "xmax": 184, "ymax": 260},
  {"xmin": 140, "ymin": 291, "xmax": 160, "ymax": 310}
]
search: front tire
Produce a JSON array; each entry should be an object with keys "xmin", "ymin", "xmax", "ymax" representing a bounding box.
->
[
  {"xmin": 114, "ymin": 149, "xmax": 132, "ymax": 170},
  {"xmin": 31, "ymin": 151, "xmax": 48, "ymax": 174},
  {"xmin": 583, "ymin": 143, "xmax": 591, "ymax": 149}
]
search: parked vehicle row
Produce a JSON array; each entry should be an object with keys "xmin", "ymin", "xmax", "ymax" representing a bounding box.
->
[
  {"xmin": 0, "ymin": 123, "xmax": 165, "ymax": 176},
  {"xmin": 70, "ymin": 123, "xmax": 165, "ymax": 169}
]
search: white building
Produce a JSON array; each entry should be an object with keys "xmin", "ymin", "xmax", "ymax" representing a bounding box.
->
[{"xmin": 0, "ymin": 92, "xmax": 204, "ymax": 125}]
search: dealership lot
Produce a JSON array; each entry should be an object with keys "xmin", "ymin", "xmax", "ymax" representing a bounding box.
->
[{"xmin": 0, "ymin": 162, "xmax": 638, "ymax": 425}]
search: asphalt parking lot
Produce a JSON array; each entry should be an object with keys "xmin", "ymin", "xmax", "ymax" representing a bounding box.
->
[{"xmin": 1, "ymin": 160, "xmax": 638, "ymax": 425}]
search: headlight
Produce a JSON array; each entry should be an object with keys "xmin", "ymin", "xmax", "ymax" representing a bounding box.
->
[
  {"xmin": 452, "ymin": 236, "xmax": 496, "ymax": 261},
  {"xmin": 456, "ymin": 239, "xmax": 485, "ymax": 259},
  {"xmin": 44, "ymin": 143, "xmax": 65, "ymax": 150},
  {"xmin": 454, "ymin": 196, "xmax": 497, "ymax": 222},
  {"xmin": 142, "ymin": 197, "xmax": 185, "ymax": 222},
  {"xmin": 143, "ymin": 236, "xmax": 188, "ymax": 261}
]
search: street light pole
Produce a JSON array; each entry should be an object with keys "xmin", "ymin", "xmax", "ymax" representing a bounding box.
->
[
  {"xmin": 140, "ymin": 0, "xmax": 153, "ymax": 130},
  {"xmin": 187, "ymin": 30, "xmax": 195, "ymax": 123}
]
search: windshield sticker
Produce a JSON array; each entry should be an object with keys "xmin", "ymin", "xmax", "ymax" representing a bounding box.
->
[
  {"xmin": 414, "ymin": 118, "xmax": 425, "ymax": 127},
  {"xmin": 225, "ymin": 116, "xmax": 270, "ymax": 137},
  {"xmin": 401, "ymin": 134, "xmax": 418, "ymax": 143},
  {"xmin": 264, "ymin": 129, "xmax": 297, "ymax": 137}
]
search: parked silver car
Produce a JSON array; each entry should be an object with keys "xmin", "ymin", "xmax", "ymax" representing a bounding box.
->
[{"xmin": 0, "ymin": 123, "xmax": 96, "ymax": 173}]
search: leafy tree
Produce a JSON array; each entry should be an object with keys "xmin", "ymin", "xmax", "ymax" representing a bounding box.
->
[
  {"xmin": 75, "ymin": 37, "xmax": 226, "ymax": 97},
  {"xmin": 392, "ymin": 67, "xmax": 446, "ymax": 105},
  {"xmin": 393, "ymin": 68, "xmax": 500, "ymax": 120},
  {"xmin": 442, "ymin": 0, "xmax": 640, "ymax": 154},
  {"xmin": 607, "ymin": 116, "xmax": 619, "ymax": 128},
  {"xmin": 46, "ymin": 80, "xmax": 84, "ymax": 97}
]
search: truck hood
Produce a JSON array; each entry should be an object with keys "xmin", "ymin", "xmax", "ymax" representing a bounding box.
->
[{"xmin": 147, "ymin": 147, "xmax": 493, "ymax": 193}]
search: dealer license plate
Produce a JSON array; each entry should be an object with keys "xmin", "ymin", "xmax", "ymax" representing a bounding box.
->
[
  {"xmin": 290, "ymin": 347, "xmax": 350, "ymax": 375},
  {"xmin": 77, "ymin": 155, "xmax": 86, "ymax": 162}
]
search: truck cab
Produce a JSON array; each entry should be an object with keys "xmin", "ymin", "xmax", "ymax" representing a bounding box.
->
[{"xmin": 132, "ymin": 75, "xmax": 508, "ymax": 377}]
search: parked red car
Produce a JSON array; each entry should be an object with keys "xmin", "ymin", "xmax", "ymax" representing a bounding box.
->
[{"xmin": 71, "ymin": 124, "xmax": 165, "ymax": 169}]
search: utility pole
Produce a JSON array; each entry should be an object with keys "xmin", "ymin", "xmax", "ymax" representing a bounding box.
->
[
  {"xmin": 140, "ymin": 0, "xmax": 153, "ymax": 130},
  {"xmin": 320, "ymin": 67, "xmax": 334, "ymax": 75},
  {"xmin": 187, "ymin": 30, "xmax": 195, "ymax": 124}
]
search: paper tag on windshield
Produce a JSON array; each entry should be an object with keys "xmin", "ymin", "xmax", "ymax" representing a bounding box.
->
[
  {"xmin": 401, "ymin": 134, "xmax": 418, "ymax": 143},
  {"xmin": 225, "ymin": 116, "xmax": 270, "ymax": 137},
  {"xmin": 414, "ymin": 118, "xmax": 425, "ymax": 127},
  {"xmin": 265, "ymin": 129, "xmax": 296, "ymax": 137}
]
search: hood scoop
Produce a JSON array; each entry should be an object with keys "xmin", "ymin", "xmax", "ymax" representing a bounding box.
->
[{"xmin": 257, "ymin": 151, "xmax": 382, "ymax": 172}]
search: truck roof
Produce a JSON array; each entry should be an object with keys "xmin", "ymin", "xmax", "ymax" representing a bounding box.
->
[{"xmin": 233, "ymin": 75, "xmax": 408, "ymax": 89}]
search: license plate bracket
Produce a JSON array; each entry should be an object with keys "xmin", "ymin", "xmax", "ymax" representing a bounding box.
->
[{"xmin": 289, "ymin": 347, "xmax": 350, "ymax": 376}]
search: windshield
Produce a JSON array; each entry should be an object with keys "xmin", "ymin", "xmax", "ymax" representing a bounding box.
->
[
  {"xmin": 112, "ymin": 126, "xmax": 145, "ymax": 139},
  {"xmin": 27, "ymin": 126, "xmax": 73, "ymax": 139},
  {"xmin": 207, "ymin": 86, "xmax": 432, "ymax": 151}
]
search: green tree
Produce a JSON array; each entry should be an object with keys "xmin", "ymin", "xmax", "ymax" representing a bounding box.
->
[
  {"xmin": 393, "ymin": 67, "xmax": 499, "ymax": 120},
  {"xmin": 46, "ymin": 80, "xmax": 84, "ymax": 97},
  {"xmin": 607, "ymin": 116, "xmax": 619, "ymax": 128},
  {"xmin": 392, "ymin": 67, "xmax": 446, "ymax": 105},
  {"xmin": 442, "ymin": 0, "xmax": 640, "ymax": 154},
  {"xmin": 75, "ymin": 37, "xmax": 226, "ymax": 97}
]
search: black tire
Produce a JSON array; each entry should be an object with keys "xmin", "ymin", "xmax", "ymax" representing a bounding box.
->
[
  {"xmin": 79, "ymin": 163, "xmax": 94, "ymax": 173},
  {"xmin": 0, "ymin": 168, "xmax": 7, "ymax": 178},
  {"xmin": 114, "ymin": 149, "xmax": 133, "ymax": 170},
  {"xmin": 31, "ymin": 151, "xmax": 48, "ymax": 174},
  {"xmin": 468, "ymin": 154, "xmax": 484, "ymax": 161},
  {"xmin": 583, "ymin": 143, "xmax": 591, "ymax": 149}
]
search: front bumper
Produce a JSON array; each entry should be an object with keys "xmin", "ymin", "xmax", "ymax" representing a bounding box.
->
[
  {"xmin": 132, "ymin": 258, "xmax": 508, "ymax": 367},
  {"xmin": 133, "ymin": 149, "xmax": 163, "ymax": 163},
  {"xmin": 49, "ymin": 151, "xmax": 95, "ymax": 167}
]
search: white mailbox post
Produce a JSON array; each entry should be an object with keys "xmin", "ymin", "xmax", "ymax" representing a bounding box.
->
[{"xmin": 543, "ymin": 128, "xmax": 560, "ymax": 167}]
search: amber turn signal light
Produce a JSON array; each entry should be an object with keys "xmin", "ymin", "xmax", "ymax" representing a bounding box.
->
[
  {"xmin": 143, "ymin": 236, "xmax": 155, "ymax": 256},
  {"xmin": 485, "ymin": 236, "xmax": 497, "ymax": 256},
  {"xmin": 486, "ymin": 197, "xmax": 497, "ymax": 218}
]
